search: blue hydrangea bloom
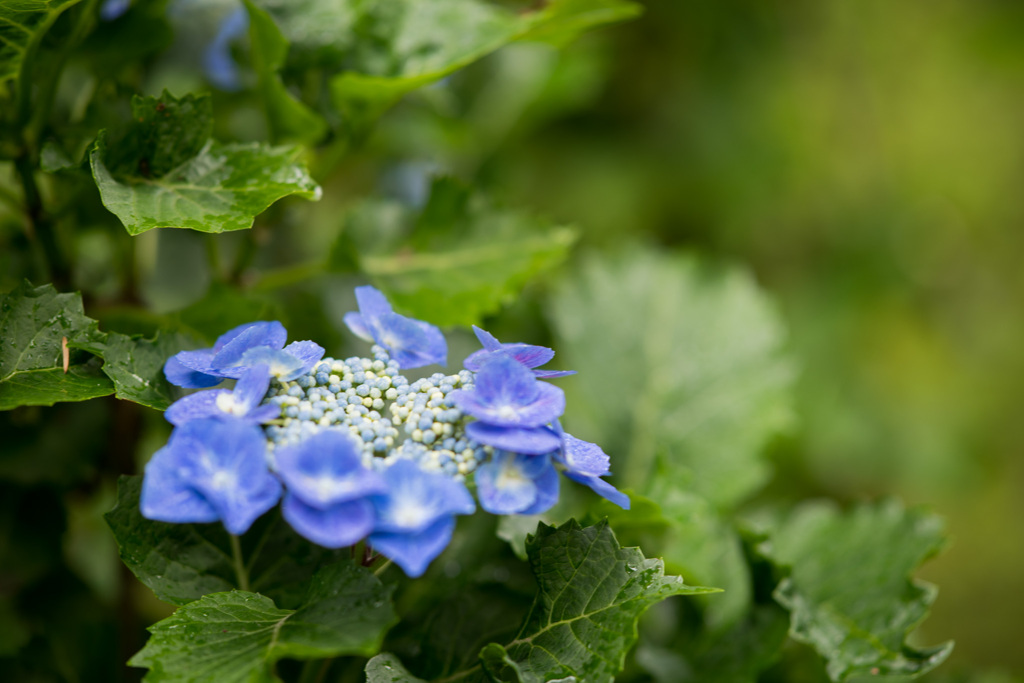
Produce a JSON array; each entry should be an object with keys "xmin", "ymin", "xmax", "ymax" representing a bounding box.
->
[
  {"xmin": 466, "ymin": 422, "xmax": 561, "ymax": 455},
  {"xmin": 464, "ymin": 326, "xmax": 575, "ymax": 379},
  {"xmin": 165, "ymin": 365, "xmax": 279, "ymax": 426},
  {"xmin": 554, "ymin": 427, "xmax": 630, "ymax": 510},
  {"xmin": 475, "ymin": 451, "xmax": 559, "ymax": 515},
  {"xmin": 344, "ymin": 286, "xmax": 447, "ymax": 369},
  {"xmin": 450, "ymin": 355, "xmax": 564, "ymax": 428},
  {"xmin": 164, "ymin": 321, "xmax": 324, "ymax": 388},
  {"xmin": 140, "ymin": 419, "xmax": 282, "ymax": 534},
  {"xmin": 203, "ymin": 7, "xmax": 248, "ymax": 92},
  {"xmin": 368, "ymin": 460, "xmax": 475, "ymax": 577},
  {"xmin": 273, "ymin": 430, "xmax": 388, "ymax": 548}
]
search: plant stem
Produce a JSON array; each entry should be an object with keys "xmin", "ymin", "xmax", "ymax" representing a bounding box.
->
[
  {"xmin": 373, "ymin": 559, "xmax": 393, "ymax": 576},
  {"xmin": 230, "ymin": 534, "xmax": 250, "ymax": 592}
]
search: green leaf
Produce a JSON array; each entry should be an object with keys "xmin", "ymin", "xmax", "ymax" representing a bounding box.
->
[
  {"xmin": 320, "ymin": 0, "xmax": 641, "ymax": 130},
  {"xmin": 366, "ymin": 653, "xmax": 427, "ymax": 683},
  {"xmin": 550, "ymin": 247, "xmax": 794, "ymax": 508},
  {"xmin": 333, "ymin": 177, "xmax": 577, "ymax": 326},
  {"xmin": 243, "ymin": 0, "xmax": 328, "ymax": 144},
  {"xmin": 762, "ymin": 499, "xmax": 953, "ymax": 681},
  {"xmin": 130, "ymin": 563, "xmax": 397, "ymax": 681},
  {"xmin": 478, "ymin": 520, "xmax": 716, "ymax": 683},
  {"xmin": 71, "ymin": 331, "xmax": 191, "ymax": 411},
  {"xmin": 0, "ymin": 0, "xmax": 83, "ymax": 86},
  {"xmin": 90, "ymin": 91, "xmax": 321, "ymax": 235},
  {"xmin": 0, "ymin": 281, "xmax": 113, "ymax": 410},
  {"xmin": 106, "ymin": 476, "xmax": 346, "ymax": 608}
]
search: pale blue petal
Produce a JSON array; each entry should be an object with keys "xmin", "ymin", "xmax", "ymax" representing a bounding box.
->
[
  {"xmin": 274, "ymin": 431, "xmax": 386, "ymax": 508},
  {"xmin": 466, "ymin": 423, "xmax": 561, "ymax": 455},
  {"xmin": 233, "ymin": 365, "xmax": 271, "ymax": 412},
  {"xmin": 521, "ymin": 459, "xmax": 560, "ymax": 515},
  {"xmin": 371, "ymin": 460, "xmax": 474, "ymax": 534},
  {"xmin": 561, "ymin": 433, "xmax": 612, "ymax": 477},
  {"xmin": 452, "ymin": 380, "xmax": 563, "ymax": 428},
  {"xmin": 164, "ymin": 350, "xmax": 221, "ymax": 388},
  {"xmin": 282, "ymin": 495, "xmax": 375, "ymax": 548},
  {"xmin": 232, "ymin": 347, "xmax": 304, "ymax": 381},
  {"xmin": 140, "ymin": 444, "xmax": 218, "ymax": 524},
  {"xmin": 472, "ymin": 325, "xmax": 502, "ymax": 351},
  {"xmin": 343, "ymin": 312, "xmax": 374, "ymax": 341},
  {"xmin": 476, "ymin": 453, "xmax": 539, "ymax": 515},
  {"xmin": 474, "ymin": 355, "xmax": 539, "ymax": 406},
  {"xmin": 165, "ymin": 390, "xmax": 229, "ymax": 426},
  {"xmin": 210, "ymin": 322, "xmax": 287, "ymax": 374},
  {"xmin": 532, "ymin": 369, "xmax": 577, "ymax": 379},
  {"xmin": 370, "ymin": 517, "xmax": 455, "ymax": 578},
  {"xmin": 354, "ymin": 285, "xmax": 394, "ymax": 324},
  {"xmin": 283, "ymin": 341, "xmax": 326, "ymax": 376},
  {"xmin": 564, "ymin": 472, "xmax": 630, "ymax": 510}
]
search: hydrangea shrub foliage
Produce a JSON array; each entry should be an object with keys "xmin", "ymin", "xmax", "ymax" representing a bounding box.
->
[{"xmin": 0, "ymin": 1, "xmax": 954, "ymax": 681}]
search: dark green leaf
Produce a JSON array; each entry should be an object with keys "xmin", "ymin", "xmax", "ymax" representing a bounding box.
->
[
  {"xmin": 762, "ymin": 499, "xmax": 953, "ymax": 681},
  {"xmin": 243, "ymin": 0, "xmax": 328, "ymax": 144},
  {"xmin": 0, "ymin": 281, "xmax": 113, "ymax": 410},
  {"xmin": 71, "ymin": 331, "xmax": 192, "ymax": 411},
  {"xmin": 550, "ymin": 247, "xmax": 794, "ymax": 508},
  {"xmin": 0, "ymin": 0, "xmax": 83, "ymax": 86},
  {"xmin": 365, "ymin": 653, "xmax": 427, "ymax": 683},
  {"xmin": 130, "ymin": 563, "xmax": 396, "ymax": 681},
  {"xmin": 334, "ymin": 178, "xmax": 577, "ymax": 326},
  {"xmin": 89, "ymin": 91, "xmax": 321, "ymax": 235},
  {"xmin": 478, "ymin": 520, "xmax": 716, "ymax": 683},
  {"xmin": 106, "ymin": 476, "xmax": 345, "ymax": 608}
]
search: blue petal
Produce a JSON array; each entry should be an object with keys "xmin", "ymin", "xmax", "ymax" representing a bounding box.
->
[
  {"xmin": 233, "ymin": 347, "xmax": 304, "ymax": 381},
  {"xmin": 140, "ymin": 444, "xmax": 219, "ymax": 524},
  {"xmin": 210, "ymin": 322, "xmax": 287, "ymax": 375},
  {"xmin": 347, "ymin": 286, "xmax": 447, "ymax": 369},
  {"xmin": 560, "ymin": 433, "xmax": 612, "ymax": 477},
  {"xmin": 164, "ymin": 350, "xmax": 221, "ymax": 388},
  {"xmin": 532, "ymin": 369, "xmax": 577, "ymax": 379},
  {"xmin": 282, "ymin": 495, "xmax": 375, "ymax": 548},
  {"xmin": 371, "ymin": 460, "xmax": 474, "ymax": 534},
  {"xmin": 100, "ymin": 0, "xmax": 130, "ymax": 22},
  {"xmin": 274, "ymin": 431, "xmax": 386, "ymax": 508},
  {"xmin": 165, "ymin": 390, "xmax": 229, "ymax": 426},
  {"xmin": 521, "ymin": 458, "xmax": 560, "ymax": 515},
  {"xmin": 370, "ymin": 517, "xmax": 455, "ymax": 578},
  {"xmin": 476, "ymin": 452, "xmax": 558, "ymax": 515},
  {"xmin": 451, "ymin": 380, "xmax": 564, "ymax": 428},
  {"xmin": 283, "ymin": 341, "xmax": 326, "ymax": 377},
  {"xmin": 232, "ymin": 365, "xmax": 272, "ymax": 412},
  {"xmin": 465, "ymin": 422, "xmax": 561, "ymax": 455},
  {"xmin": 354, "ymin": 285, "xmax": 394, "ymax": 325},
  {"xmin": 343, "ymin": 312, "xmax": 374, "ymax": 342},
  {"xmin": 472, "ymin": 325, "xmax": 502, "ymax": 351},
  {"xmin": 564, "ymin": 471, "xmax": 630, "ymax": 510},
  {"xmin": 203, "ymin": 8, "xmax": 248, "ymax": 92}
]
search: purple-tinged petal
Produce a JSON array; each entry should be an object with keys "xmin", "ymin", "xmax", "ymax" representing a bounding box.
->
[
  {"xmin": 505, "ymin": 344, "xmax": 555, "ymax": 369},
  {"xmin": 140, "ymin": 443, "xmax": 219, "ymax": 524},
  {"xmin": 343, "ymin": 312, "xmax": 373, "ymax": 342},
  {"xmin": 164, "ymin": 350, "xmax": 221, "ymax": 388},
  {"xmin": 466, "ymin": 422, "xmax": 561, "ymax": 455},
  {"xmin": 282, "ymin": 495, "xmax": 375, "ymax": 548},
  {"xmin": 564, "ymin": 471, "xmax": 630, "ymax": 510},
  {"xmin": 165, "ymin": 390, "xmax": 230, "ymax": 426},
  {"xmin": 283, "ymin": 341, "xmax": 326, "ymax": 376},
  {"xmin": 476, "ymin": 452, "xmax": 558, "ymax": 515},
  {"xmin": 231, "ymin": 347, "xmax": 304, "ymax": 381},
  {"xmin": 521, "ymin": 460, "xmax": 560, "ymax": 515},
  {"xmin": 532, "ymin": 369, "xmax": 577, "ymax": 379},
  {"xmin": 232, "ymin": 365, "xmax": 272, "ymax": 412},
  {"xmin": 210, "ymin": 322, "xmax": 287, "ymax": 374},
  {"xmin": 475, "ymin": 355, "xmax": 539, "ymax": 404},
  {"xmin": 560, "ymin": 433, "xmax": 612, "ymax": 478},
  {"xmin": 354, "ymin": 285, "xmax": 394, "ymax": 324},
  {"xmin": 370, "ymin": 516, "xmax": 455, "ymax": 578},
  {"xmin": 452, "ymin": 382, "xmax": 564, "ymax": 428},
  {"xmin": 274, "ymin": 431, "xmax": 386, "ymax": 509},
  {"xmin": 472, "ymin": 325, "xmax": 502, "ymax": 352}
]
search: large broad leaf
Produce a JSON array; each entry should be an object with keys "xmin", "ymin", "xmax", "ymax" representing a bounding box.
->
[
  {"xmin": 106, "ymin": 476, "xmax": 346, "ymax": 608},
  {"xmin": 331, "ymin": 177, "xmax": 576, "ymax": 326},
  {"xmin": 478, "ymin": 520, "xmax": 716, "ymax": 683},
  {"xmin": 762, "ymin": 499, "xmax": 953, "ymax": 681},
  {"xmin": 0, "ymin": 281, "xmax": 113, "ymax": 410},
  {"xmin": 365, "ymin": 653, "xmax": 426, "ymax": 683},
  {"xmin": 130, "ymin": 562, "xmax": 397, "ymax": 681},
  {"xmin": 241, "ymin": 0, "xmax": 638, "ymax": 132},
  {"xmin": 71, "ymin": 331, "xmax": 192, "ymax": 411},
  {"xmin": 243, "ymin": 0, "xmax": 327, "ymax": 144},
  {"xmin": 0, "ymin": 1, "xmax": 83, "ymax": 86},
  {"xmin": 90, "ymin": 91, "xmax": 321, "ymax": 235},
  {"xmin": 550, "ymin": 247, "xmax": 794, "ymax": 509}
]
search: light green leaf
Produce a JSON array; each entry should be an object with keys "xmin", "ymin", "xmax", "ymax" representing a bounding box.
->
[
  {"xmin": 0, "ymin": 0, "xmax": 83, "ymax": 86},
  {"xmin": 243, "ymin": 0, "xmax": 327, "ymax": 144},
  {"xmin": 365, "ymin": 653, "xmax": 427, "ymax": 683},
  {"xmin": 322, "ymin": 0, "xmax": 641, "ymax": 130},
  {"xmin": 130, "ymin": 563, "xmax": 397, "ymax": 681},
  {"xmin": 71, "ymin": 331, "xmax": 191, "ymax": 411},
  {"xmin": 550, "ymin": 247, "xmax": 794, "ymax": 508},
  {"xmin": 334, "ymin": 177, "xmax": 577, "ymax": 326},
  {"xmin": 0, "ymin": 281, "xmax": 113, "ymax": 410},
  {"xmin": 763, "ymin": 499, "xmax": 953, "ymax": 681},
  {"xmin": 106, "ymin": 476, "xmax": 347, "ymax": 608},
  {"xmin": 478, "ymin": 520, "xmax": 716, "ymax": 683},
  {"xmin": 90, "ymin": 91, "xmax": 321, "ymax": 235}
]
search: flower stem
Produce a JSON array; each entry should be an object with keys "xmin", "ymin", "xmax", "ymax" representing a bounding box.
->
[{"xmin": 230, "ymin": 534, "xmax": 250, "ymax": 592}]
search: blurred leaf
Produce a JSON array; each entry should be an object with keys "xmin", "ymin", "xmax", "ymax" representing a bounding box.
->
[
  {"xmin": 478, "ymin": 520, "xmax": 716, "ymax": 683},
  {"xmin": 130, "ymin": 562, "xmax": 397, "ymax": 680},
  {"xmin": 170, "ymin": 283, "xmax": 283, "ymax": 344},
  {"xmin": 71, "ymin": 331, "xmax": 191, "ymax": 411},
  {"xmin": 550, "ymin": 247, "xmax": 794, "ymax": 508},
  {"xmin": 0, "ymin": 0, "xmax": 83, "ymax": 86},
  {"xmin": 315, "ymin": 0, "xmax": 641, "ymax": 131},
  {"xmin": 106, "ymin": 476, "xmax": 346, "ymax": 609},
  {"xmin": 243, "ymin": 0, "xmax": 327, "ymax": 144},
  {"xmin": 334, "ymin": 177, "xmax": 577, "ymax": 326},
  {"xmin": 366, "ymin": 653, "xmax": 426, "ymax": 683},
  {"xmin": 0, "ymin": 281, "xmax": 113, "ymax": 410},
  {"xmin": 90, "ymin": 91, "xmax": 321, "ymax": 235},
  {"xmin": 762, "ymin": 499, "xmax": 953, "ymax": 681}
]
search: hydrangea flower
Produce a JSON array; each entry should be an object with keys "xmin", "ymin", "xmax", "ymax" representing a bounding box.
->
[
  {"xmin": 368, "ymin": 460, "xmax": 475, "ymax": 577},
  {"xmin": 344, "ymin": 286, "xmax": 447, "ymax": 369},
  {"xmin": 475, "ymin": 451, "xmax": 559, "ymax": 515},
  {"xmin": 141, "ymin": 419, "xmax": 281, "ymax": 535},
  {"xmin": 553, "ymin": 425, "xmax": 630, "ymax": 510},
  {"xmin": 164, "ymin": 365, "xmax": 279, "ymax": 426},
  {"xmin": 273, "ymin": 431, "xmax": 388, "ymax": 548},
  {"xmin": 204, "ymin": 7, "xmax": 248, "ymax": 92},
  {"xmin": 164, "ymin": 321, "xmax": 324, "ymax": 388},
  {"xmin": 464, "ymin": 326, "xmax": 575, "ymax": 378}
]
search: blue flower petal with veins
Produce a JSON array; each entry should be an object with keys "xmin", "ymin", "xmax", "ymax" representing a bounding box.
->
[
  {"xmin": 466, "ymin": 422, "xmax": 561, "ymax": 455},
  {"xmin": 476, "ymin": 451, "xmax": 559, "ymax": 515},
  {"xmin": 450, "ymin": 355, "xmax": 564, "ymax": 428},
  {"xmin": 343, "ymin": 286, "xmax": 447, "ymax": 369},
  {"xmin": 552, "ymin": 425, "xmax": 630, "ymax": 510},
  {"xmin": 165, "ymin": 365, "xmax": 278, "ymax": 426},
  {"xmin": 464, "ymin": 326, "xmax": 575, "ymax": 378},
  {"xmin": 164, "ymin": 321, "xmax": 287, "ymax": 388}
]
